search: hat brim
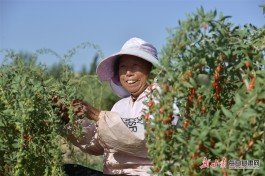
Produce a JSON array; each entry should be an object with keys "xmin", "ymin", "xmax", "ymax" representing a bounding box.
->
[
  {"xmin": 110, "ymin": 79, "xmax": 130, "ymax": 98},
  {"xmin": 96, "ymin": 49, "xmax": 159, "ymax": 98}
]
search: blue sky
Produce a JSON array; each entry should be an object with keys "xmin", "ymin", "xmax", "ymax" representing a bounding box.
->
[{"xmin": 0, "ymin": 0, "xmax": 264, "ymax": 71}]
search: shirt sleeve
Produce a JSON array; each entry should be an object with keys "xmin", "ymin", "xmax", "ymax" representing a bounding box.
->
[
  {"xmin": 63, "ymin": 118, "xmax": 104, "ymax": 156},
  {"xmin": 97, "ymin": 111, "xmax": 148, "ymax": 158}
]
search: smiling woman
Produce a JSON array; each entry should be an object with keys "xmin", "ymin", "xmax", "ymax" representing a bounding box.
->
[{"xmin": 60, "ymin": 37, "xmax": 180, "ymax": 175}]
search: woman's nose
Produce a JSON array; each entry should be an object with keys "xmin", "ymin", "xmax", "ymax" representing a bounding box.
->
[{"xmin": 125, "ymin": 67, "xmax": 133, "ymax": 76}]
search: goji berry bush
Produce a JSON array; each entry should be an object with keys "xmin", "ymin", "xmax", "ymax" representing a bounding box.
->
[
  {"xmin": 0, "ymin": 46, "xmax": 114, "ymax": 175},
  {"xmin": 145, "ymin": 7, "xmax": 265, "ymax": 175},
  {"xmin": 0, "ymin": 52, "xmax": 71, "ymax": 175}
]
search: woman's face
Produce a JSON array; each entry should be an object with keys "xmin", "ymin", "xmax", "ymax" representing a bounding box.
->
[{"xmin": 118, "ymin": 55, "xmax": 152, "ymax": 98}]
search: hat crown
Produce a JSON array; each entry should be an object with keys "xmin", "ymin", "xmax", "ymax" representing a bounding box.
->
[{"xmin": 121, "ymin": 37, "xmax": 158, "ymax": 59}]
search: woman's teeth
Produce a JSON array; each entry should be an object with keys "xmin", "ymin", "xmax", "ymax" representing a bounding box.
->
[{"xmin": 127, "ymin": 80, "xmax": 136, "ymax": 84}]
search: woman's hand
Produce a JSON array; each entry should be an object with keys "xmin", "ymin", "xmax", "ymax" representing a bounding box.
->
[
  {"xmin": 71, "ymin": 99, "xmax": 100, "ymax": 121},
  {"xmin": 51, "ymin": 96, "xmax": 100, "ymax": 122},
  {"xmin": 71, "ymin": 99, "xmax": 88, "ymax": 118}
]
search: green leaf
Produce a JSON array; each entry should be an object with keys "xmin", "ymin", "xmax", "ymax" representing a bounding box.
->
[
  {"xmin": 199, "ymin": 130, "xmax": 208, "ymax": 140},
  {"xmin": 221, "ymin": 106, "xmax": 233, "ymax": 118},
  {"xmin": 189, "ymin": 77, "xmax": 197, "ymax": 87},
  {"xmin": 240, "ymin": 109, "xmax": 257, "ymax": 120},
  {"xmin": 210, "ymin": 143, "xmax": 224, "ymax": 155},
  {"xmin": 12, "ymin": 142, "xmax": 19, "ymax": 149},
  {"xmin": 212, "ymin": 110, "xmax": 220, "ymax": 126},
  {"xmin": 176, "ymin": 135, "xmax": 187, "ymax": 145},
  {"xmin": 182, "ymin": 81, "xmax": 193, "ymax": 88},
  {"xmin": 234, "ymin": 93, "xmax": 242, "ymax": 105}
]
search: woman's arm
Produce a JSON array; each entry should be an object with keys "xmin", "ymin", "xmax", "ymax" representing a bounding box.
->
[
  {"xmin": 59, "ymin": 99, "xmax": 148, "ymax": 157},
  {"xmin": 53, "ymin": 98, "xmax": 104, "ymax": 155}
]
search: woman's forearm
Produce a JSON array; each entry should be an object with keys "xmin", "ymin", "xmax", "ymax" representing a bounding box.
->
[{"xmin": 85, "ymin": 103, "xmax": 100, "ymax": 121}]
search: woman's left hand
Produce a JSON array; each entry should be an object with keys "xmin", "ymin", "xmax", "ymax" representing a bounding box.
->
[{"xmin": 71, "ymin": 99, "xmax": 100, "ymax": 121}]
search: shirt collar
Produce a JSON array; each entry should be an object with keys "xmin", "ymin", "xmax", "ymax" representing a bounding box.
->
[
  {"xmin": 130, "ymin": 86, "xmax": 151, "ymax": 103},
  {"xmin": 129, "ymin": 82, "xmax": 160, "ymax": 102}
]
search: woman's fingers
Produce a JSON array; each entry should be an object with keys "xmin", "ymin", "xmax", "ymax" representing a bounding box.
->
[
  {"xmin": 73, "ymin": 104, "xmax": 87, "ymax": 118},
  {"xmin": 51, "ymin": 98, "xmax": 88, "ymax": 119},
  {"xmin": 71, "ymin": 99, "xmax": 84, "ymax": 106}
]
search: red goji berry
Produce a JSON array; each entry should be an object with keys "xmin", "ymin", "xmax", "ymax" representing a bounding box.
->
[
  {"xmin": 183, "ymin": 120, "xmax": 189, "ymax": 129},
  {"xmin": 144, "ymin": 114, "xmax": 149, "ymax": 120},
  {"xmin": 245, "ymin": 61, "xmax": 250, "ymax": 68},
  {"xmin": 190, "ymin": 88, "xmax": 196, "ymax": 95},
  {"xmin": 197, "ymin": 144, "xmax": 203, "ymax": 151},
  {"xmin": 215, "ymin": 94, "xmax": 220, "ymax": 101},
  {"xmin": 148, "ymin": 101, "xmax": 154, "ymax": 108},
  {"xmin": 165, "ymin": 84, "xmax": 169, "ymax": 92},
  {"xmin": 251, "ymin": 77, "xmax": 256, "ymax": 85},
  {"xmin": 159, "ymin": 108, "xmax": 165, "ymax": 114},
  {"xmin": 248, "ymin": 84, "xmax": 254, "ymax": 91},
  {"xmin": 197, "ymin": 95, "xmax": 203, "ymax": 100},
  {"xmin": 214, "ymin": 74, "xmax": 220, "ymax": 81},
  {"xmin": 188, "ymin": 95, "xmax": 194, "ymax": 101},
  {"xmin": 216, "ymin": 66, "xmax": 221, "ymax": 73},
  {"xmin": 202, "ymin": 107, "xmax": 207, "ymax": 113},
  {"xmin": 212, "ymin": 82, "xmax": 218, "ymax": 87}
]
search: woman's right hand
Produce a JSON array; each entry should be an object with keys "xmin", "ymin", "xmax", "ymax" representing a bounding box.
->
[
  {"xmin": 71, "ymin": 99, "xmax": 100, "ymax": 122},
  {"xmin": 51, "ymin": 96, "xmax": 100, "ymax": 123},
  {"xmin": 71, "ymin": 99, "xmax": 88, "ymax": 119}
]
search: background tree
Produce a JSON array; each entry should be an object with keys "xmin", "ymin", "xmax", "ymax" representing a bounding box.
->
[{"xmin": 88, "ymin": 54, "xmax": 99, "ymax": 75}]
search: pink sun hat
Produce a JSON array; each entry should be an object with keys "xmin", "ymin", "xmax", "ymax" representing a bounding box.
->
[{"xmin": 96, "ymin": 37, "xmax": 159, "ymax": 98}]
